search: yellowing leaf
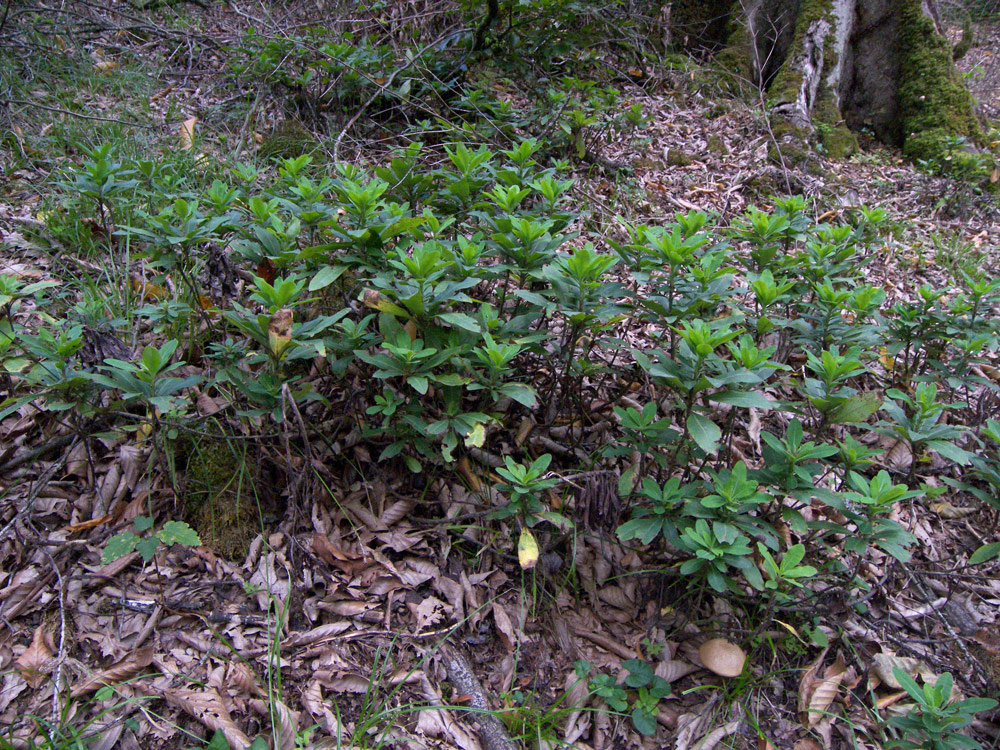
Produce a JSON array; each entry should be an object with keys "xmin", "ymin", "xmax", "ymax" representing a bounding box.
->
[
  {"xmin": 517, "ymin": 528, "xmax": 538, "ymax": 569},
  {"xmin": 129, "ymin": 274, "xmax": 168, "ymax": 302},
  {"xmin": 93, "ymin": 60, "xmax": 118, "ymax": 74},
  {"xmin": 179, "ymin": 116, "xmax": 198, "ymax": 150},
  {"xmin": 268, "ymin": 308, "xmax": 294, "ymax": 357},
  {"xmin": 775, "ymin": 619, "xmax": 805, "ymax": 644},
  {"xmin": 878, "ymin": 347, "xmax": 895, "ymax": 371},
  {"xmin": 930, "ymin": 501, "xmax": 975, "ymax": 519},
  {"xmin": 464, "ymin": 421, "xmax": 486, "ymax": 449}
]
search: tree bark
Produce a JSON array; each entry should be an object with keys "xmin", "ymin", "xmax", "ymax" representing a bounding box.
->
[{"xmin": 669, "ymin": 0, "xmax": 987, "ymax": 167}]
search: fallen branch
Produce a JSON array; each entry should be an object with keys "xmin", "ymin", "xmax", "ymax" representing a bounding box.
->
[{"xmin": 441, "ymin": 645, "xmax": 518, "ymax": 750}]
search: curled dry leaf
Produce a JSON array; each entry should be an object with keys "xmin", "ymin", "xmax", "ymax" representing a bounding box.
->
[
  {"xmin": 793, "ymin": 739, "xmax": 823, "ymax": 750},
  {"xmin": 596, "ymin": 584, "xmax": 633, "ymax": 610},
  {"xmin": 70, "ymin": 644, "xmax": 155, "ymax": 698},
  {"xmin": 492, "ymin": 601, "xmax": 517, "ymax": 651},
  {"xmin": 268, "ymin": 308, "xmax": 294, "ymax": 357},
  {"xmin": 561, "ymin": 670, "xmax": 591, "ymax": 743},
  {"xmin": 696, "ymin": 720, "xmax": 741, "ymax": 750},
  {"xmin": 16, "ymin": 625, "xmax": 54, "ymax": 689},
  {"xmin": 698, "ymin": 638, "xmax": 746, "ymax": 678},
  {"xmin": 137, "ymin": 685, "xmax": 251, "ymax": 750},
  {"xmin": 249, "ymin": 698, "xmax": 297, "ymax": 750},
  {"xmin": 929, "ymin": 501, "xmax": 976, "ymax": 519},
  {"xmin": 380, "ymin": 499, "xmax": 415, "ymax": 527},
  {"xmin": 805, "ymin": 652, "xmax": 847, "ymax": 727},
  {"xmin": 656, "ymin": 659, "xmax": 699, "ymax": 683},
  {"xmin": 179, "ymin": 116, "xmax": 198, "ymax": 150},
  {"xmin": 797, "ymin": 647, "xmax": 828, "ymax": 719},
  {"xmin": 872, "ymin": 652, "xmax": 938, "ymax": 689},
  {"xmin": 224, "ymin": 661, "xmax": 264, "ymax": 698},
  {"xmin": 883, "ymin": 440, "xmax": 912, "ymax": 471}
]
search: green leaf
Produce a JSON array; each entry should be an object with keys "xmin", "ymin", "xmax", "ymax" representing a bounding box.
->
[
  {"xmin": 828, "ymin": 392, "xmax": 883, "ymax": 424},
  {"xmin": 309, "ymin": 265, "xmax": 346, "ymax": 291},
  {"xmin": 407, "ymin": 376, "xmax": 429, "ymax": 394},
  {"xmin": 710, "ymin": 390, "xmax": 778, "ymax": 409},
  {"xmin": 205, "ymin": 729, "xmax": 232, "ymax": 750},
  {"xmin": 617, "ymin": 463, "xmax": 639, "ymax": 497},
  {"xmin": 617, "ymin": 518, "xmax": 661, "ymax": 545},
  {"xmin": 631, "ymin": 707, "xmax": 658, "ymax": 737},
  {"xmin": 623, "ymin": 659, "xmax": 653, "ymax": 688},
  {"xmin": 969, "ymin": 542, "xmax": 1000, "ymax": 565},
  {"xmin": 248, "ymin": 738, "xmax": 270, "ymax": 750},
  {"xmin": 102, "ymin": 532, "xmax": 140, "ymax": 564},
  {"xmin": 136, "ymin": 536, "xmax": 160, "ymax": 562},
  {"xmin": 926, "ymin": 440, "xmax": 973, "ymax": 465},
  {"xmin": 133, "ymin": 515, "xmax": 154, "ymax": 532},
  {"xmin": 687, "ymin": 412, "xmax": 721, "ymax": 455},
  {"xmin": 437, "ymin": 312, "xmax": 482, "ymax": 332},
  {"xmin": 157, "ymin": 520, "xmax": 202, "ymax": 548},
  {"xmin": 499, "ymin": 382, "xmax": 537, "ymax": 408}
]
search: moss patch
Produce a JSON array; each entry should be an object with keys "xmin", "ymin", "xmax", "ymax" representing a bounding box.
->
[
  {"xmin": 258, "ymin": 119, "xmax": 319, "ymax": 160},
  {"xmin": 898, "ymin": 0, "xmax": 982, "ymax": 164},
  {"xmin": 813, "ymin": 96, "xmax": 858, "ymax": 159},
  {"xmin": 182, "ymin": 437, "xmax": 261, "ymax": 560},
  {"xmin": 665, "ymin": 148, "xmax": 695, "ymax": 167},
  {"xmin": 706, "ymin": 134, "xmax": 727, "ymax": 154}
]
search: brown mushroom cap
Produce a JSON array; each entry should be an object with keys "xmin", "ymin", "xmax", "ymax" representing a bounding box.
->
[{"xmin": 698, "ymin": 638, "xmax": 746, "ymax": 678}]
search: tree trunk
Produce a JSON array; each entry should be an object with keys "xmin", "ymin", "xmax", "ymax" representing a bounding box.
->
[{"xmin": 670, "ymin": 0, "xmax": 987, "ymax": 167}]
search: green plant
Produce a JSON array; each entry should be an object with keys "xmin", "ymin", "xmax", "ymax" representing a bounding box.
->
[
  {"xmin": 581, "ymin": 658, "xmax": 671, "ymax": 737},
  {"xmin": 757, "ymin": 543, "xmax": 818, "ymax": 598},
  {"xmin": 879, "ymin": 382, "xmax": 974, "ymax": 478},
  {"xmin": 84, "ymin": 339, "xmax": 202, "ymax": 415},
  {"xmin": 102, "ymin": 516, "xmax": 202, "ymax": 564},
  {"xmin": 886, "ymin": 667, "xmax": 997, "ymax": 750},
  {"xmin": 491, "ymin": 453, "xmax": 564, "ymax": 526},
  {"xmin": 676, "ymin": 518, "xmax": 763, "ymax": 593}
]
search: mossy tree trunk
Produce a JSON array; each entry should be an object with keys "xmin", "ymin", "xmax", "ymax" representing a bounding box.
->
[{"xmin": 669, "ymin": 0, "xmax": 987, "ymax": 166}]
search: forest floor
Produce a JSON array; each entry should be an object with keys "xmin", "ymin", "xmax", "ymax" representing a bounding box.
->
[{"xmin": 1, "ymin": 3, "xmax": 1000, "ymax": 750}]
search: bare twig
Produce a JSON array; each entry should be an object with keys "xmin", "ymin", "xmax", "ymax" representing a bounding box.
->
[{"xmin": 1, "ymin": 98, "xmax": 157, "ymax": 129}]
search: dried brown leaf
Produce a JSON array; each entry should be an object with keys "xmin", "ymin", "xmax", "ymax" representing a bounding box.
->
[
  {"xmin": 929, "ymin": 501, "xmax": 975, "ymax": 519},
  {"xmin": 70, "ymin": 644, "xmax": 154, "ymax": 698},
  {"xmin": 806, "ymin": 653, "xmax": 846, "ymax": 727},
  {"xmin": 492, "ymin": 601, "xmax": 517, "ymax": 651},
  {"xmin": 379, "ymin": 499, "xmax": 415, "ymax": 527},
  {"xmin": 797, "ymin": 647, "xmax": 829, "ymax": 721},
  {"xmin": 138, "ymin": 684, "xmax": 250, "ymax": 750},
  {"xmin": 884, "ymin": 440, "xmax": 912, "ymax": 471},
  {"xmin": 16, "ymin": 625, "xmax": 54, "ymax": 689}
]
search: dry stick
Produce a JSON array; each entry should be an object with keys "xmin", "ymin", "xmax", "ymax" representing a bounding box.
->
[
  {"xmin": 441, "ymin": 645, "xmax": 518, "ymax": 750},
  {"xmin": 38, "ymin": 543, "xmax": 68, "ymax": 721},
  {"xmin": 1, "ymin": 98, "xmax": 156, "ymax": 129}
]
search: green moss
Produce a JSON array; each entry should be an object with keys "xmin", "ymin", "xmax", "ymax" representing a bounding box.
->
[
  {"xmin": 813, "ymin": 96, "xmax": 858, "ymax": 159},
  {"xmin": 665, "ymin": 148, "xmax": 695, "ymax": 167},
  {"xmin": 182, "ymin": 438, "xmax": 260, "ymax": 560},
  {"xmin": 953, "ymin": 14, "xmax": 973, "ymax": 61},
  {"xmin": 767, "ymin": 0, "xmax": 836, "ymax": 109},
  {"xmin": 714, "ymin": 20, "xmax": 754, "ymax": 96},
  {"xmin": 258, "ymin": 119, "xmax": 319, "ymax": 160},
  {"xmin": 706, "ymin": 134, "xmax": 727, "ymax": 154},
  {"xmin": 898, "ymin": 0, "xmax": 982, "ymax": 164}
]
